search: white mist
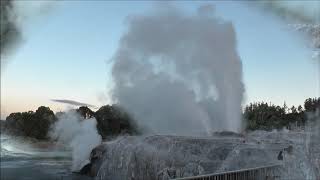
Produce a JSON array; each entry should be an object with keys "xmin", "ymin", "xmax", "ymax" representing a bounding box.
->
[
  {"xmin": 50, "ymin": 111, "xmax": 102, "ymax": 171},
  {"xmin": 111, "ymin": 4, "xmax": 245, "ymax": 135}
]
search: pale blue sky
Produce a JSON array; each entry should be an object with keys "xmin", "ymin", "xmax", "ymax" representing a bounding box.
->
[{"xmin": 1, "ymin": 1, "xmax": 318, "ymax": 118}]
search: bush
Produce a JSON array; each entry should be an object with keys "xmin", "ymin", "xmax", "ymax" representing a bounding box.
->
[
  {"xmin": 95, "ymin": 105, "xmax": 139, "ymax": 139},
  {"xmin": 244, "ymin": 97, "xmax": 319, "ymax": 131},
  {"xmin": 5, "ymin": 106, "xmax": 56, "ymax": 139}
]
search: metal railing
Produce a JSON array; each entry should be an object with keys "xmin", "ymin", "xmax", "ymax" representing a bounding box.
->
[{"xmin": 172, "ymin": 164, "xmax": 282, "ymax": 180}]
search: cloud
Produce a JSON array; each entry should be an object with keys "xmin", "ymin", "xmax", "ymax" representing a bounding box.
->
[
  {"xmin": 1, "ymin": 0, "xmax": 57, "ymax": 69},
  {"xmin": 1, "ymin": 0, "xmax": 21, "ymax": 60},
  {"xmin": 251, "ymin": 1, "xmax": 320, "ymax": 24},
  {"xmin": 51, "ymin": 99, "xmax": 97, "ymax": 109},
  {"xmin": 247, "ymin": 1, "xmax": 319, "ymax": 60}
]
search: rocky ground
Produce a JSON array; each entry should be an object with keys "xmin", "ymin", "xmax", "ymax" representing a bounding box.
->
[
  {"xmin": 84, "ymin": 130, "xmax": 319, "ymax": 180},
  {"xmin": 2, "ymin": 105, "xmax": 319, "ymax": 179}
]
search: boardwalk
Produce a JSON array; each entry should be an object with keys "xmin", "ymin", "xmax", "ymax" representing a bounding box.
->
[{"xmin": 172, "ymin": 164, "xmax": 282, "ymax": 180}]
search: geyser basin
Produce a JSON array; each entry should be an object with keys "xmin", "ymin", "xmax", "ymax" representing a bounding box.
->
[
  {"xmin": 85, "ymin": 131, "xmax": 319, "ymax": 180},
  {"xmin": 86, "ymin": 135, "xmax": 279, "ymax": 180}
]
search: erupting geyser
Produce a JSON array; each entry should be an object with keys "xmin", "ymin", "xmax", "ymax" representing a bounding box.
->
[{"xmin": 111, "ymin": 4, "xmax": 245, "ymax": 135}]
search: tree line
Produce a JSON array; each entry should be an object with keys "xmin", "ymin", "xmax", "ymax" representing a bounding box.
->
[
  {"xmin": 1, "ymin": 97, "xmax": 319, "ymax": 139},
  {"xmin": 244, "ymin": 97, "xmax": 320, "ymax": 131},
  {"xmin": 2, "ymin": 105, "xmax": 139, "ymax": 140}
]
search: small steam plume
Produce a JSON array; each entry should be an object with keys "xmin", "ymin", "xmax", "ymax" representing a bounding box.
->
[
  {"xmin": 51, "ymin": 99, "xmax": 97, "ymax": 109},
  {"xmin": 111, "ymin": 4, "xmax": 245, "ymax": 135},
  {"xmin": 50, "ymin": 111, "xmax": 102, "ymax": 171}
]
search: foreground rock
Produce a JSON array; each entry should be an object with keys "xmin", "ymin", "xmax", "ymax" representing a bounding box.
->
[{"xmin": 86, "ymin": 132, "xmax": 319, "ymax": 180}]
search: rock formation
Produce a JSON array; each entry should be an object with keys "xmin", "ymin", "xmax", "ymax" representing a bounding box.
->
[
  {"xmin": 86, "ymin": 132, "xmax": 319, "ymax": 180},
  {"xmin": 87, "ymin": 135, "xmax": 280, "ymax": 179}
]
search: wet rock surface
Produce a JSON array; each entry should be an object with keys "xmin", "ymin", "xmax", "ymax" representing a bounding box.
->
[
  {"xmin": 88, "ymin": 132, "xmax": 319, "ymax": 180},
  {"xmin": 88, "ymin": 135, "xmax": 278, "ymax": 180}
]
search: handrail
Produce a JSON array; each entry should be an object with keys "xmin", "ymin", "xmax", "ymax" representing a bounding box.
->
[{"xmin": 172, "ymin": 164, "xmax": 282, "ymax": 180}]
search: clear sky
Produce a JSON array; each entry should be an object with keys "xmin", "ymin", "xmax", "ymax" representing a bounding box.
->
[{"xmin": 1, "ymin": 1, "xmax": 319, "ymax": 119}]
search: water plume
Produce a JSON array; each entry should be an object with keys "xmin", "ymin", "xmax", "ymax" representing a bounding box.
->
[
  {"xmin": 111, "ymin": 4, "xmax": 245, "ymax": 135},
  {"xmin": 50, "ymin": 111, "xmax": 102, "ymax": 171}
]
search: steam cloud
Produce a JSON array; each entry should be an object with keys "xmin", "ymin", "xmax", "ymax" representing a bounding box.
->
[
  {"xmin": 51, "ymin": 99, "xmax": 97, "ymax": 109},
  {"xmin": 251, "ymin": 1, "xmax": 320, "ymax": 59},
  {"xmin": 0, "ymin": 0, "xmax": 21, "ymax": 60},
  {"xmin": 111, "ymin": 4, "xmax": 245, "ymax": 135},
  {"xmin": 292, "ymin": 24, "xmax": 320, "ymax": 60},
  {"xmin": 0, "ymin": 0, "xmax": 56, "ymax": 68},
  {"xmin": 50, "ymin": 111, "xmax": 102, "ymax": 171},
  {"xmin": 255, "ymin": 1, "xmax": 320, "ymax": 24}
]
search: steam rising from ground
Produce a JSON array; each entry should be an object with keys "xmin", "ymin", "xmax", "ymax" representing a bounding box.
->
[
  {"xmin": 50, "ymin": 111, "xmax": 102, "ymax": 171},
  {"xmin": 111, "ymin": 4, "xmax": 244, "ymax": 135}
]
